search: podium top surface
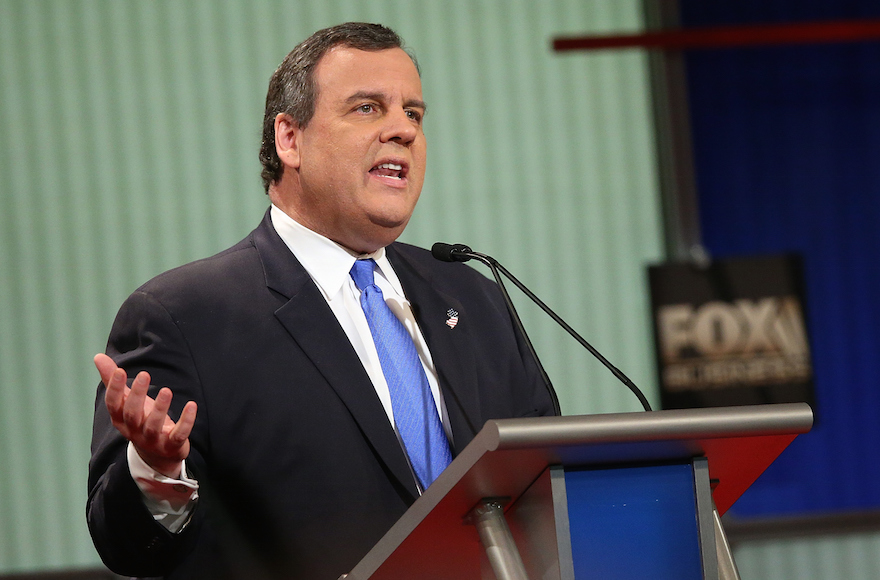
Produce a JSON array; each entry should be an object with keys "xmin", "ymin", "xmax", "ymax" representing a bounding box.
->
[{"xmin": 347, "ymin": 403, "xmax": 813, "ymax": 580}]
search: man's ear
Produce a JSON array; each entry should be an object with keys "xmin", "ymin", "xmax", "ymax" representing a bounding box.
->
[{"xmin": 274, "ymin": 113, "xmax": 302, "ymax": 170}]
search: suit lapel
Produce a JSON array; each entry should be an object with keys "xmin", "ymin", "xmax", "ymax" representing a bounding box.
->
[
  {"xmin": 252, "ymin": 213, "xmax": 419, "ymax": 499},
  {"xmin": 386, "ymin": 245, "xmax": 483, "ymax": 455}
]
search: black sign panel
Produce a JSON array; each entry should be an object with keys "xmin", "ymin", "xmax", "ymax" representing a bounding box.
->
[{"xmin": 648, "ymin": 255, "xmax": 815, "ymax": 410}]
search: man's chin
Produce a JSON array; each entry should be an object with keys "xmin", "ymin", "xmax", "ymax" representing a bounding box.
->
[{"xmin": 350, "ymin": 218, "xmax": 410, "ymax": 253}]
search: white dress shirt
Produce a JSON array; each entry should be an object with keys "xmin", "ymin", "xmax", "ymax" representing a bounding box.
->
[
  {"xmin": 269, "ymin": 205, "xmax": 449, "ymax": 431},
  {"xmin": 128, "ymin": 206, "xmax": 450, "ymax": 531}
]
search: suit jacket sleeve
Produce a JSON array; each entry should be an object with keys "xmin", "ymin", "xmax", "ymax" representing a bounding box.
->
[{"xmin": 88, "ymin": 289, "xmax": 207, "ymax": 576}]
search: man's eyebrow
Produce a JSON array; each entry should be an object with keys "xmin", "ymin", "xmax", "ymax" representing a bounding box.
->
[
  {"xmin": 345, "ymin": 91, "xmax": 427, "ymax": 113},
  {"xmin": 405, "ymin": 98, "xmax": 427, "ymax": 113}
]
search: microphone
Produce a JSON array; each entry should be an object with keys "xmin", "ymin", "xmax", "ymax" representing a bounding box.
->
[
  {"xmin": 433, "ymin": 242, "xmax": 560, "ymax": 416},
  {"xmin": 432, "ymin": 242, "xmax": 652, "ymax": 413},
  {"xmin": 430, "ymin": 242, "xmax": 473, "ymax": 263}
]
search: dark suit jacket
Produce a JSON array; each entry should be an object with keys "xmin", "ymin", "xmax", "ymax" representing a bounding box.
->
[{"xmin": 87, "ymin": 210, "xmax": 553, "ymax": 580}]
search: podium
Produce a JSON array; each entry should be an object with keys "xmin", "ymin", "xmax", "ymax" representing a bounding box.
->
[{"xmin": 345, "ymin": 403, "xmax": 813, "ymax": 580}]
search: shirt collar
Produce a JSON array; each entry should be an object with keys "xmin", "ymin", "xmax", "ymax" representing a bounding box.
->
[{"xmin": 269, "ymin": 204, "xmax": 405, "ymax": 300}]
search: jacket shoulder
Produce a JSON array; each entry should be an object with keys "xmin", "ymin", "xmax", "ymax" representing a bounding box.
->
[{"xmin": 138, "ymin": 234, "xmax": 259, "ymax": 294}]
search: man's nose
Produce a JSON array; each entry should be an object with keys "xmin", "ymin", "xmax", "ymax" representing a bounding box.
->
[{"xmin": 380, "ymin": 108, "xmax": 418, "ymax": 145}]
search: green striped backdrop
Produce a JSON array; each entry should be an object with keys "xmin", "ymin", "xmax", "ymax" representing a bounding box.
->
[{"xmin": 0, "ymin": 0, "xmax": 661, "ymax": 570}]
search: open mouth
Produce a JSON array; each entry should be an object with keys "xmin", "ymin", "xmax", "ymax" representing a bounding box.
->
[{"xmin": 370, "ymin": 161, "xmax": 408, "ymax": 182}]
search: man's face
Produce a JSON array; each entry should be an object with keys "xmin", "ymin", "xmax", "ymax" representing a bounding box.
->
[{"xmin": 275, "ymin": 46, "xmax": 427, "ymax": 253}]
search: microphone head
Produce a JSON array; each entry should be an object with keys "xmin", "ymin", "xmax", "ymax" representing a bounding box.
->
[{"xmin": 431, "ymin": 242, "xmax": 473, "ymax": 262}]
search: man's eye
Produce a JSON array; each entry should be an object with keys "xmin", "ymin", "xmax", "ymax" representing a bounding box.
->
[
  {"xmin": 406, "ymin": 110, "xmax": 423, "ymax": 123},
  {"xmin": 357, "ymin": 104, "xmax": 375, "ymax": 114}
]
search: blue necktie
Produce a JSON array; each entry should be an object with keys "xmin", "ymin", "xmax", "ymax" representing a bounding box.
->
[{"xmin": 350, "ymin": 259, "xmax": 452, "ymax": 490}]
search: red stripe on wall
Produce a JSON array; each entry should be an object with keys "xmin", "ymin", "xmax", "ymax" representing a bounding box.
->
[{"xmin": 553, "ymin": 20, "xmax": 880, "ymax": 52}]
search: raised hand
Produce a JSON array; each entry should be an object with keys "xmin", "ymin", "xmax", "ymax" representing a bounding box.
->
[{"xmin": 94, "ymin": 353, "xmax": 198, "ymax": 478}]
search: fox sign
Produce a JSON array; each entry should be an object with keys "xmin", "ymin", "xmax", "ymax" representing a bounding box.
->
[{"xmin": 648, "ymin": 255, "xmax": 814, "ymax": 410}]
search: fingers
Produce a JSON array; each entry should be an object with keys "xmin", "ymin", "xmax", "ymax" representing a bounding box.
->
[
  {"xmin": 121, "ymin": 372, "xmax": 151, "ymax": 431},
  {"xmin": 94, "ymin": 354, "xmax": 196, "ymax": 466},
  {"xmin": 104, "ymin": 368, "xmax": 132, "ymax": 431},
  {"xmin": 97, "ymin": 355, "xmax": 152, "ymax": 428},
  {"xmin": 93, "ymin": 353, "xmax": 119, "ymax": 386},
  {"xmin": 169, "ymin": 401, "xmax": 198, "ymax": 446},
  {"xmin": 97, "ymin": 353, "xmax": 128, "ymax": 422},
  {"xmin": 142, "ymin": 387, "xmax": 173, "ymax": 442}
]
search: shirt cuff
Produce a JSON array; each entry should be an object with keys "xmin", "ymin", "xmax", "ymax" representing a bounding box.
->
[{"xmin": 127, "ymin": 442, "xmax": 199, "ymax": 533}]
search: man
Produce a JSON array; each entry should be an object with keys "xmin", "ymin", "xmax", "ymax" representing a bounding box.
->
[{"xmin": 88, "ymin": 22, "xmax": 553, "ymax": 580}]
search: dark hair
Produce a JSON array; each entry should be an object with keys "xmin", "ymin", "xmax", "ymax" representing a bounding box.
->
[{"xmin": 259, "ymin": 22, "xmax": 417, "ymax": 193}]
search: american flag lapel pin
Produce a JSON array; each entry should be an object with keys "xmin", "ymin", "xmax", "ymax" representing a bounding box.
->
[{"xmin": 445, "ymin": 308, "xmax": 459, "ymax": 329}]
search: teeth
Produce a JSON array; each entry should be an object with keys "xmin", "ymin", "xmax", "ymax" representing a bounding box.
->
[{"xmin": 377, "ymin": 163, "xmax": 403, "ymax": 170}]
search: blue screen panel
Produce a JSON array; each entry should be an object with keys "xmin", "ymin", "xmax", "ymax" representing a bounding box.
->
[
  {"xmin": 679, "ymin": 0, "xmax": 880, "ymax": 517},
  {"xmin": 565, "ymin": 463, "xmax": 703, "ymax": 579}
]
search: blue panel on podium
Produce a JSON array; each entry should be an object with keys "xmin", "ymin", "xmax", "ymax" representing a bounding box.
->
[{"xmin": 565, "ymin": 462, "xmax": 703, "ymax": 579}]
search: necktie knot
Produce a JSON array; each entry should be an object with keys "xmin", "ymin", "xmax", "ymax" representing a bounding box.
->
[{"xmin": 350, "ymin": 259, "xmax": 377, "ymax": 292}]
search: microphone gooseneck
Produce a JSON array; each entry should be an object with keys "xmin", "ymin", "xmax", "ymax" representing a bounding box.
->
[
  {"xmin": 433, "ymin": 243, "xmax": 560, "ymax": 416},
  {"xmin": 431, "ymin": 242, "xmax": 653, "ymax": 413}
]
